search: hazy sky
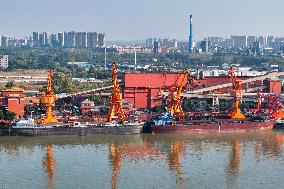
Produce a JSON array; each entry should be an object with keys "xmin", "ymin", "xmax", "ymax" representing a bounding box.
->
[{"xmin": 1, "ymin": 0, "xmax": 284, "ymax": 40}]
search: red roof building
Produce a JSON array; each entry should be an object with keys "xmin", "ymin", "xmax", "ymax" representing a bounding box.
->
[
  {"xmin": 123, "ymin": 73, "xmax": 186, "ymax": 109},
  {"xmin": 80, "ymin": 99, "xmax": 97, "ymax": 115},
  {"xmin": 265, "ymin": 79, "xmax": 282, "ymax": 94},
  {"xmin": 123, "ymin": 73, "xmax": 265, "ymax": 109},
  {"xmin": 0, "ymin": 88, "xmax": 25, "ymax": 118}
]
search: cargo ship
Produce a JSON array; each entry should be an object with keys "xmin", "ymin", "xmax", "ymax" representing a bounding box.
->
[
  {"xmin": 11, "ymin": 119, "xmax": 144, "ymax": 136},
  {"xmin": 150, "ymin": 66, "xmax": 276, "ymax": 133},
  {"xmin": 151, "ymin": 115, "xmax": 275, "ymax": 133}
]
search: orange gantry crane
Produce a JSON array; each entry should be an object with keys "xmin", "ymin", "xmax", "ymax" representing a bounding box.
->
[
  {"xmin": 108, "ymin": 62, "xmax": 125, "ymax": 122},
  {"xmin": 167, "ymin": 70, "xmax": 188, "ymax": 120},
  {"xmin": 227, "ymin": 66, "xmax": 245, "ymax": 119},
  {"xmin": 41, "ymin": 70, "xmax": 58, "ymax": 123},
  {"xmin": 257, "ymin": 90, "xmax": 284, "ymax": 118}
]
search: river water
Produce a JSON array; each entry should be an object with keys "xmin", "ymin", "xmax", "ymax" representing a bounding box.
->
[{"xmin": 1, "ymin": 131, "xmax": 284, "ymax": 189}]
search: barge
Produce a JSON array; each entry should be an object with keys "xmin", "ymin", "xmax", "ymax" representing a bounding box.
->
[
  {"xmin": 11, "ymin": 125, "xmax": 144, "ymax": 136},
  {"xmin": 9, "ymin": 119, "xmax": 144, "ymax": 136},
  {"xmin": 151, "ymin": 117, "xmax": 276, "ymax": 133}
]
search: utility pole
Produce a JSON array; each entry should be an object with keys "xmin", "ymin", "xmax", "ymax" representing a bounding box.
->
[
  {"xmin": 134, "ymin": 48, "xmax": 137, "ymax": 71},
  {"xmin": 104, "ymin": 47, "xmax": 107, "ymax": 70}
]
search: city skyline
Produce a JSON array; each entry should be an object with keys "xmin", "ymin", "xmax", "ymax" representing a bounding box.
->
[{"xmin": 1, "ymin": 0, "xmax": 284, "ymax": 40}]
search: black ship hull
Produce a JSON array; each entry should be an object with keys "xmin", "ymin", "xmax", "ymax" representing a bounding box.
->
[{"xmin": 10, "ymin": 126, "xmax": 144, "ymax": 136}]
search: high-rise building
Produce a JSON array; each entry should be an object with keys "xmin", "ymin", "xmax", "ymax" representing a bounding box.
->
[
  {"xmin": 247, "ymin": 36, "xmax": 257, "ymax": 47},
  {"xmin": 221, "ymin": 38, "xmax": 234, "ymax": 48},
  {"xmin": 98, "ymin": 33, "xmax": 105, "ymax": 47},
  {"xmin": 149, "ymin": 38, "xmax": 153, "ymax": 47},
  {"xmin": 257, "ymin": 36, "xmax": 266, "ymax": 47},
  {"xmin": 273, "ymin": 37, "xmax": 283, "ymax": 50},
  {"xmin": 162, "ymin": 38, "xmax": 169, "ymax": 47},
  {"xmin": 231, "ymin": 35, "xmax": 247, "ymax": 48},
  {"xmin": 43, "ymin": 32, "xmax": 48, "ymax": 45},
  {"xmin": 0, "ymin": 55, "xmax": 8, "ymax": 69},
  {"xmin": 63, "ymin": 32, "xmax": 68, "ymax": 47},
  {"xmin": 1, "ymin": 36, "xmax": 8, "ymax": 47},
  {"xmin": 39, "ymin": 33, "xmax": 44, "ymax": 47},
  {"xmin": 200, "ymin": 40, "xmax": 209, "ymax": 53},
  {"xmin": 153, "ymin": 41, "xmax": 159, "ymax": 54},
  {"xmin": 173, "ymin": 39, "xmax": 178, "ymax": 48},
  {"xmin": 145, "ymin": 38, "xmax": 150, "ymax": 47},
  {"xmin": 208, "ymin": 37, "xmax": 223, "ymax": 46},
  {"xmin": 146, "ymin": 38, "xmax": 154, "ymax": 47},
  {"xmin": 33, "ymin": 32, "xmax": 39, "ymax": 47},
  {"xmin": 39, "ymin": 32, "xmax": 48, "ymax": 47},
  {"xmin": 50, "ymin": 34, "xmax": 57, "ymax": 47},
  {"xmin": 76, "ymin": 32, "xmax": 87, "ymax": 48},
  {"xmin": 64, "ymin": 31, "xmax": 76, "ymax": 48},
  {"xmin": 251, "ymin": 42, "xmax": 261, "ymax": 55},
  {"xmin": 267, "ymin": 36, "xmax": 274, "ymax": 48},
  {"xmin": 8, "ymin": 38, "xmax": 17, "ymax": 47},
  {"xmin": 87, "ymin": 32, "xmax": 98, "ymax": 48},
  {"xmin": 58, "ymin": 32, "xmax": 64, "ymax": 47}
]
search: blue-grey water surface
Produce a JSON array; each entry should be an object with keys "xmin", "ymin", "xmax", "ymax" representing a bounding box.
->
[{"xmin": 1, "ymin": 131, "xmax": 284, "ymax": 189}]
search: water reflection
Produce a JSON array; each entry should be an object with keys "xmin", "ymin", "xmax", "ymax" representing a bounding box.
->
[
  {"xmin": 168, "ymin": 142, "xmax": 185, "ymax": 186},
  {"xmin": 1, "ymin": 131, "xmax": 284, "ymax": 189},
  {"xmin": 43, "ymin": 144, "xmax": 56, "ymax": 189},
  {"xmin": 109, "ymin": 144, "xmax": 124, "ymax": 189},
  {"xmin": 226, "ymin": 140, "xmax": 240, "ymax": 188}
]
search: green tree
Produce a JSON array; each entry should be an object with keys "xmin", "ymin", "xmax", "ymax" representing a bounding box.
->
[
  {"xmin": 151, "ymin": 105, "xmax": 166, "ymax": 113},
  {"xmin": 182, "ymin": 98, "xmax": 196, "ymax": 112},
  {"xmin": 52, "ymin": 72, "xmax": 74, "ymax": 93},
  {"xmin": 5, "ymin": 111, "xmax": 16, "ymax": 121},
  {"xmin": 0, "ymin": 110, "xmax": 4, "ymax": 120},
  {"xmin": 5, "ymin": 81, "xmax": 16, "ymax": 88}
]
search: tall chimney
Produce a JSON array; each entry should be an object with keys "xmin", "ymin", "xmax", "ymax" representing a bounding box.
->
[{"xmin": 189, "ymin": 15, "xmax": 193, "ymax": 53}]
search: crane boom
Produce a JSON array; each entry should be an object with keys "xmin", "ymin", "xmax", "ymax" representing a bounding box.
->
[
  {"xmin": 177, "ymin": 72, "xmax": 188, "ymax": 99},
  {"xmin": 168, "ymin": 70, "xmax": 188, "ymax": 120},
  {"xmin": 108, "ymin": 62, "xmax": 125, "ymax": 122}
]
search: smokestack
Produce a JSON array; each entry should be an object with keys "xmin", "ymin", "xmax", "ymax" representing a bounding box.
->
[{"xmin": 189, "ymin": 15, "xmax": 193, "ymax": 53}]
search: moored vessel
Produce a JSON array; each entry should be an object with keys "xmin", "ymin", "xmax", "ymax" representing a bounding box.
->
[
  {"xmin": 151, "ymin": 117, "xmax": 275, "ymax": 133},
  {"xmin": 151, "ymin": 66, "xmax": 276, "ymax": 133},
  {"xmin": 272, "ymin": 119, "xmax": 284, "ymax": 129},
  {"xmin": 11, "ymin": 120, "xmax": 144, "ymax": 136}
]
